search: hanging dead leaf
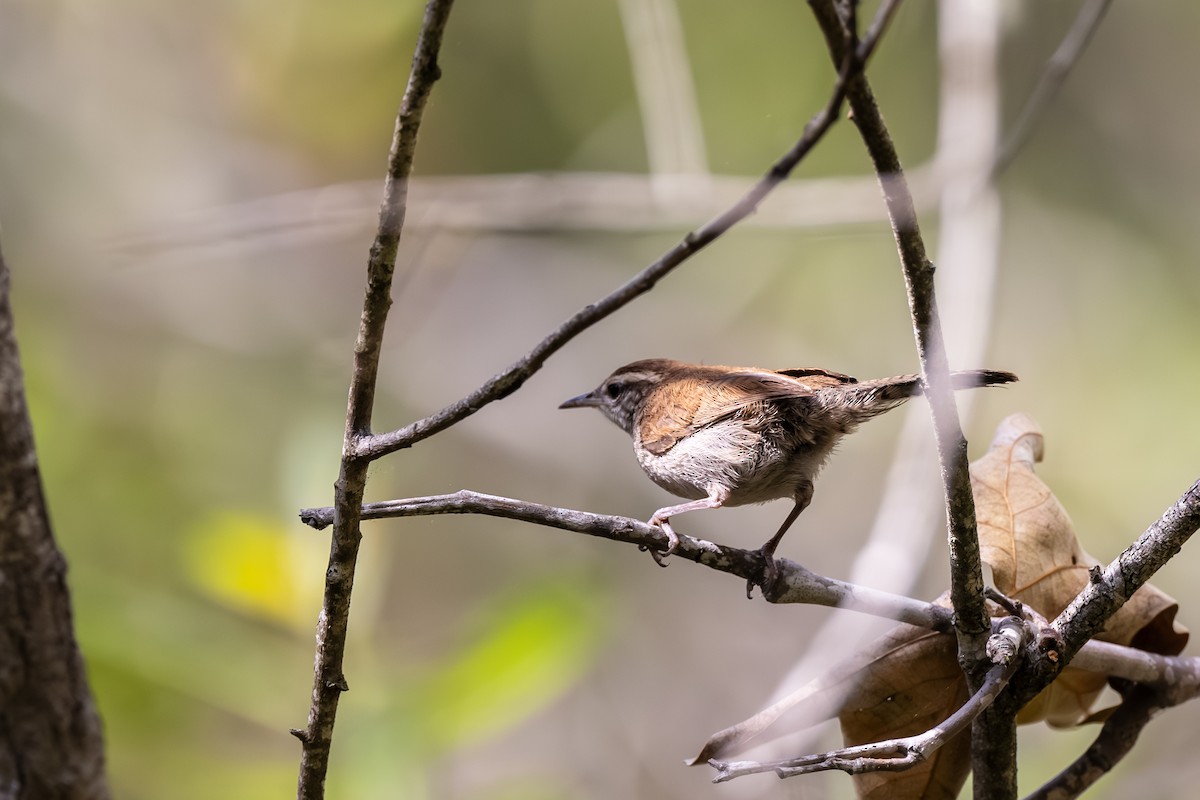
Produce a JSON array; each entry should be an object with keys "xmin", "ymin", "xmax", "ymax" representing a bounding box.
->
[
  {"xmin": 972, "ymin": 413, "xmax": 1189, "ymax": 726},
  {"xmin": 838, "ymin": 616, "xmax": 970, "ymax": 800},
  {"xmin": 691, "ymin": 592, "xmax": 970, "ymax": 800},
  {"xmin": 694, "ymin": 413, "xmax": 1187, "ymax": 796}
]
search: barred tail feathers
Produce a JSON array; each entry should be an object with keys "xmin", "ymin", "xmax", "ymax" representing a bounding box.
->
[{"xmin": 948, "ymin": 369, "xmax": 1018, "ymax": 390}]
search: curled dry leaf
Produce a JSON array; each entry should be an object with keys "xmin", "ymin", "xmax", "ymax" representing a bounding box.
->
[
  {"xmin": 838, "ymin": 607, "xmax": 971, "ymax": 800},
  {"xmin": 693, "ymin": 413, "xmax": 1186, "ymax": 796},
  {"xmin": 690, "ymin": 595, "xmax": 971, "ymax": 800},
  {"xmin": 972, "ymin": 413, "xmax": 1189, "ymax": 726}
]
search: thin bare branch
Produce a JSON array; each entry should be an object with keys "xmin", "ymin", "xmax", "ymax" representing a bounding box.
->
[
  {"xmin": 1023, "ymin": 683, "xmax": 1161, "ymax": 800},
  {"xmin": 300, "ymin": 488, "xmax": 1200, "ymax": 690},
  {"xmin": 761, "ymin": 0, "xmax": 1005, "ymax": 761},
  {"xmin": 295, "ymin": 2, "xmax": 455, "ymax": 797},
  {"xmin": 1018, "ymin": 479, "xmax": 1200, "ymax": 699},
  {"xmin": 300, "ymin": 490, "xmax": 953, "ymax": 629},
  {"xmin": 993, "ymin": 0, "xmax": 1113, "ymax": 177},
  {"xmin": 709, "ymin": 618, "xmax": 1026, "ymax": 783},
  {"xmin": 1070, "ymin": 640, "xmax": 1200, "ymax": 690},
  {"xmin": 353, "ymin": 0, "xmax": 902, "ymax": 463}
]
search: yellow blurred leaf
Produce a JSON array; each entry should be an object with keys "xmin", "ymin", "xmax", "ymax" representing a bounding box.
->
[
  {"xmin": 418, "ymin": 576, "xmax": 608, "ymax": 751},
  {"xmin": 183, "ymin": 511, "xmax": 304, "ymax": 627}
]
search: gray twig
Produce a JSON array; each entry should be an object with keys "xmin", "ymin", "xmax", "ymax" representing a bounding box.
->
[
  {"xmin": 807, "ymin": 0, "xmax": 991, "ymax": 675},
  {"xmin": 299, "ymin": 491, "xmax": 952, "ymax": 629},
  {"xmin": 1012, "ymin": 478, "xmax": 1200, "ymax": 708},
  {"xmin": 1023, "ymin": 683, "xmax": 1161, "ymax": 800}
]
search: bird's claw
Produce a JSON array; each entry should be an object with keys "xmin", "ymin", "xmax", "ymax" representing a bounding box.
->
[
  {"xmin": 646, "ymin": 517, "xmax": 680, "ymax": 567},
  {"xmin": 745, "ymin": 547, "xmax": 780, "ymax": 599}
]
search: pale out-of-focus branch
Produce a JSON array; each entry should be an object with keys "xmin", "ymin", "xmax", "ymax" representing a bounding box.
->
[
  {"xmin": 617, "ymin": 0, "xmax": 710, "ymax": 183},
  {"xmin": 102, "ymin": 169, "xmax": 934, "ymax": 261},
  {"xmin": 993, "ymin": 0, "xmax": 1114, "ymax": 178}
]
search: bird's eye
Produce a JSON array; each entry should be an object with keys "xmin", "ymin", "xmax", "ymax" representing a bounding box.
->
[{"xmin": 604, "ymin": 381, "xmax": 624, "ymax": 399}]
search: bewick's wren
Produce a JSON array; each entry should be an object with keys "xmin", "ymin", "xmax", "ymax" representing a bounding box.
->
[{"xmin": 561, "ymin": 358, "xmax": 1016, "ymax": 580}]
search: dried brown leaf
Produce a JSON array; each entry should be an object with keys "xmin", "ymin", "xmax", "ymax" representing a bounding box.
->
[
  {"xmin": 972, "ymin": 413, "xmax": 1188, "ymax": 726},
  {"xmin": 838, "ymin": 615, "xmax": 970, "ymax": 800},
  {"xmin": 691, "ymin": 605, "xmax": 970, "ymax": 800}
]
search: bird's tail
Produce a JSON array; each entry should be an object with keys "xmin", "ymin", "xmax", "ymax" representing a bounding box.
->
[{"xmin": 833, "ymin": 369, "xmax": 1017, "ymax": 418}]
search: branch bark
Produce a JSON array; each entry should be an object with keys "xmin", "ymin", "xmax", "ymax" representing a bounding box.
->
[
  {"xmin": 807, "ymin": 0, "xmax": 991, "ymax": 665},
  {"xmin": 300, "ymin": 491, "xmax": 952, "ymax": 630},
  {"xmin": 300, "ymin": 488, "xmax": 1200, "ymax": 691},
  {"xmin": 0, "ymin": 240, "xmax": 109, "ymax": 795},
  {"xmin": 805, "ymin": 0, "xmax": 1010, "ymax": 792},
  {"xmin": 1023, "ymin": 682, "xmax": 1162, "ymax": 800},
  {"xmin": 293, "ymin": 2, "xmax": 455, "ymax": 797},
  {"xmin": 1011, "ymin": 477, "xmax": 1200, "ymax": 710}
]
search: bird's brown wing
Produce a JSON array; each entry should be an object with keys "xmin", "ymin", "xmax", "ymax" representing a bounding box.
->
[{"xmin": 639, "ymin": 368, "xmax": 850, "ymax": 455}]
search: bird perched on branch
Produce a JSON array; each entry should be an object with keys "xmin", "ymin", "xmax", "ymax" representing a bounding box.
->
[{"xmin": 561, "ymin": 358, "xmax": 1016, "ymax": 586}]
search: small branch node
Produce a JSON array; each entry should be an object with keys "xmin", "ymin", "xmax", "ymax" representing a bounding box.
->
[{"xmin": 986, "ymin": 617, "xmax": 1025, "ymax": 665}]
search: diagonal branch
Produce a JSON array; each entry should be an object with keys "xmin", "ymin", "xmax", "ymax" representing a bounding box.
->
[
  {"xmin": 1013, "ymin": 477, "xmax": 1200, "ymax": 707},
  {"xmin": 294, "ymin": 2, "xmax": 455, "ymax": 798},
  {"xmin": 352, "ymin": 0, "xmax": 903, "ymax": 463},
  {"xmin": 708, "ymin": 617, "xmax": 1026, "ymax": 783},
  {"xmin": 1023, "ymin": 682, "xmax": 1163, "ymax": 800},
  {"xmin": 992, "ymin": 0, "xmax": 1113, "ymax": 178}
]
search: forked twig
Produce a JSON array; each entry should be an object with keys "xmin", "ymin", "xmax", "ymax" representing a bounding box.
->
[{"xmin": 294, "ymin": 2, "xmax": 455, "ymax": 797}]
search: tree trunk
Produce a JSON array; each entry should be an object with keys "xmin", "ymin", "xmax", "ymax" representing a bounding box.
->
[{"xmin": 0, "ymin": 246, "xmax": 109, "ymax": 799}]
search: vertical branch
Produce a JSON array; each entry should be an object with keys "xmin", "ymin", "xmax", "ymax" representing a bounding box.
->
[
  {"xmin": 934, "ymin": 0, "xmax": 1018, "ymax": 794},
  {"xmin": 807, "ymin": 0, "xmax": 990, "ymax": 678},
  {"xmin": 807, "ymin": 0, "xmax": 988, "ymax": 652},
  {"xmin": 294, "ymin": 2, "xmax": 455, "ymax": 797},
  {"xmin": 0, "ymin": 242, "xmax": 109, "ymax": 796}
]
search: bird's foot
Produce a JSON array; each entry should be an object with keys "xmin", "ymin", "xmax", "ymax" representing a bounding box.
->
[
  {"xmin": 746, "ymin": 545, "xmax": 780, "ymax": 599},
  {"xmin": 643, "ymin": 516, "xmax": 679, "ymax": 567}
]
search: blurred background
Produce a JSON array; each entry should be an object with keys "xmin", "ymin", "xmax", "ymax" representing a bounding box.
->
[{"xmin": 3, "ymin": 0, "xmax": 1200, "ymax": 797}]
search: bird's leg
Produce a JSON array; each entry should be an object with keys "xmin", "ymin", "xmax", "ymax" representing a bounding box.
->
[
  {"xmin": 646, "ymin": 485, "xmax": 730, "ymax": 566},
  {"xmin": 750, "ymin": 481, "xmax": 813, "ymax": 596}
]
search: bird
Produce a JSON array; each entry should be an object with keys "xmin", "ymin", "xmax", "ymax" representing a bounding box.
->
[{"xmin": 560, "ymin": 358, "xmax": 1016, "ymax": 585}]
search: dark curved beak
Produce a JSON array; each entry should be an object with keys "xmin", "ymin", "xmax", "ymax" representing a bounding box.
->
[{"xmin": 559, "ymin": 391, "xmax": 602, "ymax": 409}]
